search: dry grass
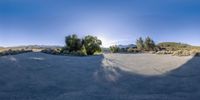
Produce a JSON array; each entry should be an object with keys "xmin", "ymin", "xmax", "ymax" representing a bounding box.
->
[
  {"xmin": 156, "ymin": 48, "xmax": 200, "ymax": 57},
  {"xmin": 0, "ymin": 49, "xmax": 32, "ymax": 56}
]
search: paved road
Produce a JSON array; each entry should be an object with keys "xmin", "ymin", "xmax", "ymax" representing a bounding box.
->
[{"xmin": 0, "ymin": 52, "xmax": 200, "ymax": 100}]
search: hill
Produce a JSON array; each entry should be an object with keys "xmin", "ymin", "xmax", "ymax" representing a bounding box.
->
[{"xmin": 158, "ymin": 42, "xmax": 190, "ymax": 48}]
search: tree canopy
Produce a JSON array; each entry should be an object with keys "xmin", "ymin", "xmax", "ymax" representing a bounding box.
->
[
  {"xmin": 136, "ymin": 37, "xmax": 144, "ymax": 50},
  {"xmin": 63, "ymin": 34, "xmax": 102, "ymax": 55},
  {"xmin": 83, "ymin": 35, "xmax": 102, "ymax": 55},
  {"xmin": 144, "ymin": 36, "xmax": 156, "ymax": 51}
]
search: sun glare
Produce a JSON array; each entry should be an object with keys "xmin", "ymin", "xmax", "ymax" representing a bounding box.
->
[{"xmin": 97, "ymin": 36, "xmax": 112, "ymax": 48}]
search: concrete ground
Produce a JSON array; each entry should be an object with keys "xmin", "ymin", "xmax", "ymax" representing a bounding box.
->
[{"xmin": 0, "ymin": 52, "xmax": 200, "ymax": 100}]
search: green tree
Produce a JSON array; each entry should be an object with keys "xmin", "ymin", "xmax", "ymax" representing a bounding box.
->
[
  {"xmin": 83, "ymin": 35, "xmax": 102, "ymax": 55},
  {"xmin": 144, "ymin": 36, "xmax": 156, "ymax": 51},
  {"xmin": 136, "ymin": 37, "xmax": 144, "ymax": 50},
  {"xmin": 65, "ymin": 34, "xmax": 82, "ymax": 52},
  {"xmin": 79, "ymin": 45, "xmax": 87, "ymax": 56}
]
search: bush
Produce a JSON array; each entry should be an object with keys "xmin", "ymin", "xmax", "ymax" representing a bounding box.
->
[
  {"xmin": 80, "ymin": 45, "xmax": 87, "ymax": 55},
  {"xmin": 0, "ymin": 49, "xmax": 32, "ymax": 56},
  {"xmin": 195, "ymin": 53, "xmax": 200, "ymax": 57},
  {"xmin": 155, "ymin": 49, "xmax": 200, "ymax": 57},
  {"xmin": 156, "ymin": 50, "xmax": 174, "ymax": 55},
  {"xmin": 62, "ymin": 50, "xmax": 69, "ymax": 54},
  {"xmin": 109, "ymin": 45, "xmax": 120, "ymax": 53},
  {"xmin": 190, "ymin": 49, "xmax": 200, "ymax": 56},
  {"xmin": 172, "ymin": 50, "xmax": 190, "ymax": 56},
  {"xmin": 149, "ymin": 51, "xmax": 156, "ymax": 54},
  {"xmin": 41, "ymin": 49, "xmax": 60, "ymax": 55},
  {"xmin": 127, "ymin": 48, "xmax": 140, "ymax": 53}
]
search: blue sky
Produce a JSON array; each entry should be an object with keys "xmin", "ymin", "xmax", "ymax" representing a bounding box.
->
[{"xmin": 0, "ymin": 0, "xmax": 200, "ymax": 47}]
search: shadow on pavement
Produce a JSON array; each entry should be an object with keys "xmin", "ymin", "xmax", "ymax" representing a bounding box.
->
[
  {"xmin": 0, "ymin": 53, "xmax": 200, "ymax": 100},
  {"xmin": 94, "ymin": 55, "xmax": 200, "ymax": 100}
]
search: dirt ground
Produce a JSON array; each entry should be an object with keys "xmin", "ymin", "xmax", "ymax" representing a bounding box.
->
[{"xmin": 0, "ymin": 52, "xmax": 200, "ymax": 100}]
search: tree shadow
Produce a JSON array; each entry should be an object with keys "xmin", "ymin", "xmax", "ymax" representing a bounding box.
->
[
  {"xmin": 163, "ymin": 55, "xmax": 200, "ymax": 78},
  {"xmin": 0, "ymin": 53, "xmax": 200, "ymax": 100},
  {"xmin": 93, "ymin": 54, "xmax": 200, "ymax": 100}
]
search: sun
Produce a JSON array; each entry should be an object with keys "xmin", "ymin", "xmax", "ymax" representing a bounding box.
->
[{"xmin": 97, "ymin": 36, "xmax": 112, "ymax": 48}]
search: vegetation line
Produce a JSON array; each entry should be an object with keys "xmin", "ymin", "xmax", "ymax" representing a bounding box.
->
[{"xmin": 0, "ymin": 34, "xmax": 200, "ymax": 57}]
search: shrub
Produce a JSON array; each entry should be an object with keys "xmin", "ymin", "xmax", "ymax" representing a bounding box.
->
[
  {"xmin": 41, "ymin": 49, "xmax": 60, "ymax": 55},
  {"xmin": 68, "ymin": 51, "xmax": 85, "ymax": 56},
  {"xmin": 60, "ymin": 47, "xmax": 68, "ymax": 54},
  {"xmin": 195, "ymin": 53, "xmax": 200, "ymax": 57},
  {"xmin": 62, "ymin": 50, "xmax": 69, "ymax": 54},
  {"xmin": 172, "ymin": 50, "xmax": 190, "ymax": 56},
  {"xmin": 156, "ymin": 50, "xmax": 174, "ymax": 55},
  {"xmin": 109, "ymin": 45, "xmax": 120, "ymax": 53},
  {"xmin": 149, "ymin": 51, "xmax": 156, "ymax": 54},
  {"xmin": 127, "ymin": 48, "xmax": 140, "ymax": 53},
  {"xmin": 190, "ymin": 49, "xmax": 200, "ymax": 55},
  {"xmin": 79, "ymin": 45, "xmax": 87, "ymax": 56},
  {"xmin": 155, "ymin": 49, "xmax": 200, "ymax": 57},
  {"xmin": 0, "ymin": 49, "xmax": 32, "ymax": 56}
]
